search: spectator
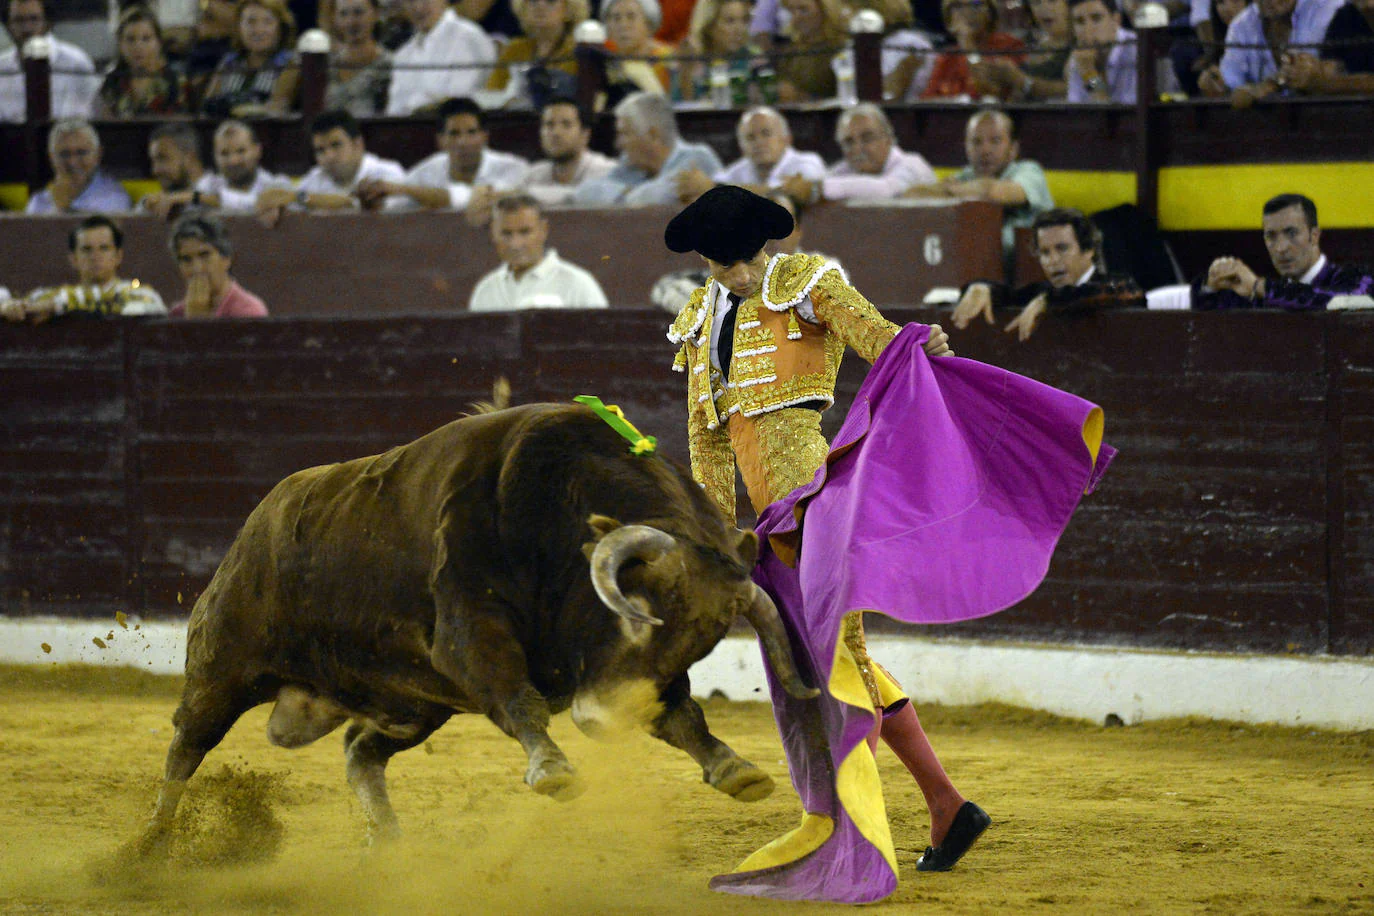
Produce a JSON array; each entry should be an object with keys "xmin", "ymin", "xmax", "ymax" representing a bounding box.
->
[
  {"xmin": 1065, "ymin": 0, "xmax": 1145, "ymax": 103},
  {"xmin": 168, "ymin": 212, "xmax": 270, "ymax": 317},
  {"xmin": 96, "ymin": 5, "xmax": 194, "ymax": 118},
  {"xmin": 779, "ymin": 103, "xmax": 935, "ymax": 204},
  {"xmin": 676, "ymin": 0, "xmax": 767, "ymax": 103},
  {"xmin": 485, "ymin": 0, "xmax": 584, "ymax": 103},
  {"xmin": 182, "ymin": 0, "xmax": 240, "ymax": 87},
  {"xmin": 256, "ymin": 108, "xmax": 405, "ymax": 222},
  {"xmin": 951, "ymin": 207, "xmax": 1143, "ymax": 340},
  {"xmin": 572, "ymin": 92, "xmax": 724, "ymax": 206},
  {"xmin": 201, "ymin": 0, "xmax": 302, "ymax": 117},
  {"xmin": 1280, "ymin": 0, "xmax": 1374, "ymax": 95},
  {"xmin": 516, "ymin": 95, "xmax": 616, "ymax": 207},
  {"xmin": 26, "ymin": 120, "xmax": 132, "ymax": 215},
  {"xmin": 603, "ymin": 0, "xmax": 674, "ymax": 102},
  {"xmin": 197, "ymin": 119, "xmax": 294, "ymax": 212},
  {"xmin": 774, "ymin": 0, "xmax": 848, "ymax": 102},
  {"xmin": 675, "ymin": 106, "xmax": 825, "ymax": 203},
  {"xmin": 0, "ymin": 216, "xmax": 166, "ymax": 323},
  {"xmin": 140, "ymin": 123, "xmax": 207, "ymax": 220},
  {"xmin": 385, "ymin": 0, "xmax": 496, "ymax": 116},
  {"xmin": 879, "ymin": 0, "xmax": 939, "ymax": 102},
  {"xmin": 358, "ymin": 96, "xmax": 528, "ymax": 214},
  {"xmin": 922, "ymin": 0, "xmax": 1025, "ymax": 99},
  {"xmin": 469, "ymin": 193, "xmax": 609, "ymax": 311},
  {"xmin": 1176, "ymin": 0, "xmax": 1246, "ymax": 96},
  {"xmin": 0, "ymin": 0, "xmax": 98, "ymax": 123},
  {"xmin": 904, "ymin": 109, "xmax": 1053, "ymax": 259},
  {"xmin": 1201, "ymin": 0, "xmax": 1340, "ymax": 104},
  {"xmin": 326, "ymin": 0, "xmax": 392, "ymax": 116},
  {"xmin": 456, "ymin": 0, "xmax": 521, "ymax": 41},
  {"xmin": 655, "ymin": 0, "xmax": 697, "ymax": 44},
  {"xmin": 975, "ymin": 0, "xmax": 1073, "ymax": 100},
  {"xmin": 1192, "ymin": 194, "xmax": 1373, "ymax": 310}
]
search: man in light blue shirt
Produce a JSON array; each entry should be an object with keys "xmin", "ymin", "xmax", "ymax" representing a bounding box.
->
[
  {"xmin": 905, "ymin": 109, "xmax": 1054, "ymax": 261},
  {"xmin": 25, "ymin": 119, "xmax": 132, "ymax": 214},
  {"xmin": 572, "ymin": 92, "xmax": 723, "ymax": 207},
  {"xmin": 1218, "ymin": 0, "xmax": 1342, "ymax": 98},
  {"xmin": 1065, "ymin": 0, "xmax": 1139, "ymax": 103}
]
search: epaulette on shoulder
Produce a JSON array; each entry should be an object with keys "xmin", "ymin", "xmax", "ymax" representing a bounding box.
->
[
  {"xmin": 667, "ymin": 282, "xmax": 712, "ymax": 345},
  {"xmin": 761, "ymin": 253, "xmax": 849, "ymax": 312}
]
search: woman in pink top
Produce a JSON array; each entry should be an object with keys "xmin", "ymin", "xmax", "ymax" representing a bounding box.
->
[{"xmin": 168, "ymin": 213, "xmax": 269, "ymax": 318}]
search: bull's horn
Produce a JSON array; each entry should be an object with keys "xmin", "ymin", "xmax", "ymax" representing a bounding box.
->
[
  {"xmin": 743, "ymin": 585, "xmax": 820, "ymax": 700},
  {"xmin": 589, "ymin": 525, "xmax": 676, "ymax": 626}
]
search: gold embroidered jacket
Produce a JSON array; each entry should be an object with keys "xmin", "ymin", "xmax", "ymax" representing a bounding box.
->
[{"xmin": 667, "ymin": 253, "xmax": 901, "ymax": 518}]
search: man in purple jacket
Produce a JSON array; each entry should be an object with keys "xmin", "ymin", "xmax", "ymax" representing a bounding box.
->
[{"xmin": 1193, "ymin": 194, "xmax": 1374, "ymax": 311}]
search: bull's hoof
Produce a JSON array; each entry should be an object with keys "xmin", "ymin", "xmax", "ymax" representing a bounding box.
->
[
  {"xmin": 709, "ymin": 759, "xmax": 774, "ymax": 802},
  {"xmin": 527, "ymin": 761, "xmax": 584, "ymax": 801}
]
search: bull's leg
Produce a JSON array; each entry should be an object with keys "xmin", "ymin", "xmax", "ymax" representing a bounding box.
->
[
  {"xmin": 429, "ymin": 600, "xmax": 581, "ymax": 801},
  {"xmin": 136, "ymin": 680, "xmax": 259, "ymax": 857},
  {"xmin": 650, "ymin": 675, "xmax": 774, "ymax": 802},
  {"xmin": 341, "ymin": 720, "xmax": 440, "ymax": 843}
]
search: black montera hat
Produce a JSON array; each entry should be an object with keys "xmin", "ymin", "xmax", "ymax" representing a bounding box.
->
[{"xmin": 664, "ymin": 185, "xmax": 794, "ymax": 265}]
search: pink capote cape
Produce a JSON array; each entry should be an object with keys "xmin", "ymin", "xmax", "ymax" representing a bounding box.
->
[{"xmin": 710, "ymin": 323, "xmax": 1115, "ymax": 903}]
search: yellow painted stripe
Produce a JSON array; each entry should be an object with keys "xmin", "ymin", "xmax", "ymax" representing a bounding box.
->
[
  {"xmin": 1157, "ymin": 163, "xmax": 1374, "ymax": 230},
  {"xmin": 1044, "ymin": 170, "xmax": 1138, "ymax": 214},
  {"xmin": 0, "ymin": 183, "xmax": 28, "ymax": 211}
]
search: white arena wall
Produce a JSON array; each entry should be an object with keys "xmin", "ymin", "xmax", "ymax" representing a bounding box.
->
[{"xmin": 2, "ymin": 618, "xmax": 1371, "ymax": 732}]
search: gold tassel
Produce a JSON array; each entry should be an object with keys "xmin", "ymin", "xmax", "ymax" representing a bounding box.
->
[
  {"xmin": 787, "ymin": 309, "xmax": 802, "ymax": 340},
  {"xmin": 672, "ymin": 347, "xmax": 687, "ymax": 372}
]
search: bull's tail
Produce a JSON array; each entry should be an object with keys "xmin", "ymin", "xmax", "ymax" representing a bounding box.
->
[{"xmin": 466, "ymin": 376, "xmax": 512, "ymax": 416}]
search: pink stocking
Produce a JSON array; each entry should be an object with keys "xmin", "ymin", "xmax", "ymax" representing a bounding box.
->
[{"xmin": 879, "ymin": 701, "xmax": 965, "ymax": 846}]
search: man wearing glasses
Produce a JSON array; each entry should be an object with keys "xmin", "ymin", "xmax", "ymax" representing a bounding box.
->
[{"xmin": 25, "ymin": 119, "xmax": 132, "ymax": 214}]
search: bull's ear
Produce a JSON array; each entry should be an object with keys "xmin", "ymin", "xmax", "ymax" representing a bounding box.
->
[
  {"xmin": 735, "ymin": 529, "xmax": 759, "ymax": 568},
  {"xmin": 582, "ymin": 514, "xmax": 623, "ymax": 560}
]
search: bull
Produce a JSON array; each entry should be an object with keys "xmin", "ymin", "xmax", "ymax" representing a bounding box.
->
[{"xmin": 137, "ymin": 402, "xmax": 816, "ymax": 853}]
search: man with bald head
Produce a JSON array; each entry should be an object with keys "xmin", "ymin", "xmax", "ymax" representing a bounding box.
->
[
  {"xmin": 779, "ymin": 103, "xmax": 936, "ymax": 205},
  {"xmin": 673, "ymin": 106, "xmax": 826, "ymax": 205},
  {"xmin": 905, "ymin": 108, "xmax": 1053, "ymax": 259},
  {"xmin": 198, "ymin": 120, "xmax": 293, "ymax": 212}
]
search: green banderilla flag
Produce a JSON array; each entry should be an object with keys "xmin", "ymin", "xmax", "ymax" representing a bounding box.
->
[{"xmin": 573, "ymin": 395, "xmax": 657, "ymax": 456}]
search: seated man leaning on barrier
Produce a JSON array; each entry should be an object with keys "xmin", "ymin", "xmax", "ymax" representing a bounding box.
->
[
  {"xmin": 469, "ymin": 193, "xmax": 609, "ymax": 311},
  {"xmin": 672, "ymin": 105, "xmax": 827, "ymax": 206},
  {"xmin": 1, "ymin": 215, "xmax": 166, "ymax": 323},
  {"xmin": 516, "ymin": 95, "xmax": 617, "ymax": 208},
  {"xmin": 357, "ymin": 97, "xmax": 529, "ymax": 217},
  {"xmin": 25, "ymin": 119, "xmax": 132, "ymax": 215},
  {"xmin": 777, "ymin": 103, "xmax": 937, "ymax": 206},
  {"xmin": 903, "ymin": 108, "xmax": 1053, "ymax": 262},
  {"xmin": 1192, "ymin": 194, "xmax": 1374, "ymax": 310},
  {"xmin": 571, "ymin": 92, "xmax": 724, "ymax": 207},
  {"xmin": 197, "ymin": 119, "xmax": 294, "ymax": 213},
  {"xmin": 951, "ymin": 207, "xmax": 1143, "ymax": 340},
  {"xmin": 138, "ymin": 123, "xmax": 208, "ymax": 221},
  {"xmin": 256, "ymin": 109, "xmax": 405, "ymax": 223},
  {"xmin": 167, "ymin": 213, "xmax": 269, "ymax": 318}
]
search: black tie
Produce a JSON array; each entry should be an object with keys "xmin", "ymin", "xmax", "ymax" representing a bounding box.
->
[{"xmin": 718, "ymin": 292, "xmax": 741, "ymax": 382}]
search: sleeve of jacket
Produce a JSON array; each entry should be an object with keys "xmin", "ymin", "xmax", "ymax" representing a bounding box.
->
[
  {"xmin": 809, "ymin": 269, "xmax": 902, "ymax": 364},
  {"xmin": 1045, "ymin": 274, "xmax": 1145, "ymax": 314},
  {"xmin": 686, "ymin": 379, "xmax": 738, "ymax": 524}
]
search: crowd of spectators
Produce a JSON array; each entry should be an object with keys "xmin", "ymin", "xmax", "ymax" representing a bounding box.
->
[{"xmin": 1, "ymin": 0, "xmax": 1371, "ymax": 124}]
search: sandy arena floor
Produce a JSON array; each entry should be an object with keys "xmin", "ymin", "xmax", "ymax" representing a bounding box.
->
[{"xmin": 0, "ymin": 664, "xmax": 1370, "ymax": 915}]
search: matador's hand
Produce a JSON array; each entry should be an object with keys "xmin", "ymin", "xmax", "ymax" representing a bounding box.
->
[{"xmin": 923, "ymin": 323, "xmax": 953, "ymax": 357}]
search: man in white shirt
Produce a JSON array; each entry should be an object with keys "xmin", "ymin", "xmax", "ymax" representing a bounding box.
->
[
  {"xmin": 25, "ymin": 119, "xmax": 131, "ymax": 214},
  {"xmin": 256, "ymin": 109, "xmax": 406, "ymax": 224},
  {"xmin": 780, "ymin": 103, "xmax": 937, "ymax": 204},
  {"xmin": 673, "ymin": 106, "xmax": 826, "ymax": 205},
  {"xmin": 195, "ymin": 120, "xmax": 294, "ymax": 213},
  {"xmin": 517, "ymin": 95, "xmax": 616, "ymax": 209},
  {"xmin": 0, "ymin": 0, "xmax": 97, "ymax": 123},
  {"xmin": 469, "ymin": 193, "xmax": 609, "ymax": 312},
  {"xmin": 357, "ymin": 96, "xmax": 528, "ymax": 215},
  {"xmin": 386, "ymin": 0, "xmax": 496, "ymax": 116}
]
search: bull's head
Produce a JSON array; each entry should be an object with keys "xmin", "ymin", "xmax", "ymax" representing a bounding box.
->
[{"xmin": 579, "ymin": 514, "xmax": 817, "ymax": 736}]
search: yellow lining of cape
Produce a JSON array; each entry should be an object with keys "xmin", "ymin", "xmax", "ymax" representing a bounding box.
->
[
  {"xmin": 1081, "ymin": 406, "xmax": 1104, "ymax": 488},
  {"xmin": 732, "ymin": 811, "xmax": 835, "ymax": 873}
]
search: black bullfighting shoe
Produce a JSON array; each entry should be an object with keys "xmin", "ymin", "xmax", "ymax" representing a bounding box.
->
[{"xmin": 915, "ymin": 801, "xmax": 991, "ymax": 872}]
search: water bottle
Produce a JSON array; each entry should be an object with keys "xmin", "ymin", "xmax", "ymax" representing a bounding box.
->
[
  {"xmin": 833, "ymin": 49, "xmax": 857, "ymax": 107},
  {"xmin": 709, "ymin": 60, "xmax": 732, "ymax": 109}
]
